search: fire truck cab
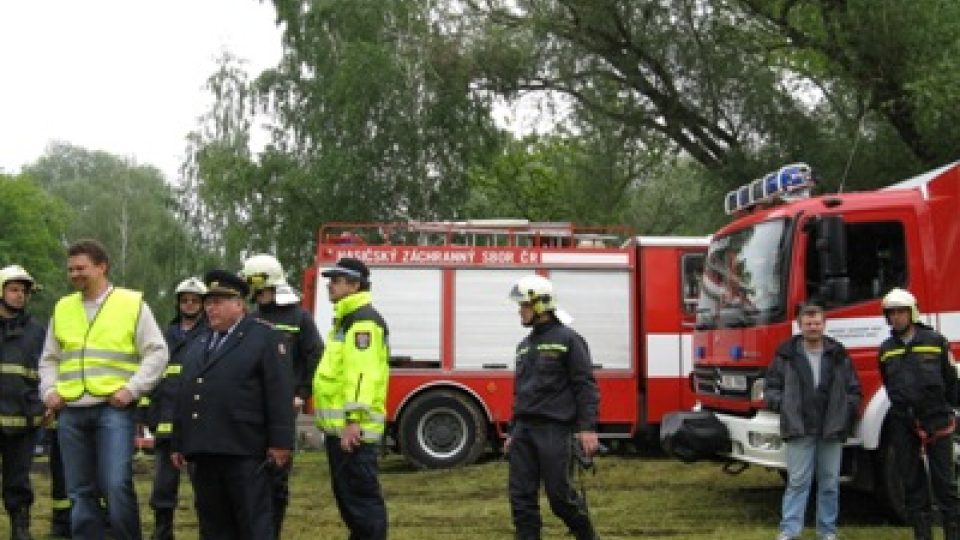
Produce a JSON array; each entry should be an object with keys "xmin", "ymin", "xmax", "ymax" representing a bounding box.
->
[
  {"xmin": 304, "ymin": 220, "xmax": 707, "ymax": 468},
  {"xmin": 661, "ymin": 161, "xmax": 960, "ymax": 518}
]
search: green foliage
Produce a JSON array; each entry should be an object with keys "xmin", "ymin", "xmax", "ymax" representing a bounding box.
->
[
  {"xmin": 0, "ymin": 173, "xmax": 68, "ymax": 318},
  {"xmin": 24, "ymin": 142, "xmax": 208, "ymax": 322},
  {"xmin": 182, "ymin": 3, "xmax": 504, "ymax": 282},
  {"xmin": 10, "ymin": 452, "xmax": 922, "ymax": 538}
]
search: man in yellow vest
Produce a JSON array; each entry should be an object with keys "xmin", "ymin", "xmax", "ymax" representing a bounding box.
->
[
  {"xmin": 38, "ymin": 239, "xmax": 169, "ymax": 540},
  {"xmin": 314, "ymin": 257, "xmax": 389, "ymax": 540}
]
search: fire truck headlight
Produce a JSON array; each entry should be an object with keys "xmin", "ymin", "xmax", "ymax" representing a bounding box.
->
[
  {"xmin": 751, "ymin": 378, "xmax": 765, "ymax": 402},
  {"xmin": 748, "ymin": 431, "xmax": 782, "ymax": 451}
]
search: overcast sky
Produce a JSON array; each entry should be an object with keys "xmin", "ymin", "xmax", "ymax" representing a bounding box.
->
[{"xmin": 0, "ymin": 1, "xmax": 283, "ymax": 182}]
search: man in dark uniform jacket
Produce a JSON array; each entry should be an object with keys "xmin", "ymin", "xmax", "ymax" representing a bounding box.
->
[
  {"xmin": 240, "ymin": 254, "xmax": 323, "ymax": 538},
  {"xmin": 0, "ymin": 265, "xmax": 46, "ymax": 540},
  {"xmin": 505, "ymin": 275, "xmax": 600, "ymax": 540},
  {"xmin": 141, "ymin": 277, "xmax": 208, "ymax": 540},
  {"xmin": 878, "ymin": 288, "xmax": 960, "ymax": 540},
  {"xmin": 170, "ymin": 270, "xmax": 294, "ymax": 540}
]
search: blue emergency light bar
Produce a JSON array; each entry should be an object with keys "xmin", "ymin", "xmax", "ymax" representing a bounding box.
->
[{"xmin": 724, "ymin": 163, "xmax": 815, "ymax": 215}]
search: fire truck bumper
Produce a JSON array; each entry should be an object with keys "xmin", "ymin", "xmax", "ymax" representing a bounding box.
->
[
  {"xmin": 714, "ymin": 409, "xmax": 787, "ymax": 469},
  {"xmin": 660, "ymin": 410, "xmax": 730, "ymax": 462}
]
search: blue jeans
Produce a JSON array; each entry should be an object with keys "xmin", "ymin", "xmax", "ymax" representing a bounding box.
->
[
  {"xmin": 780, "ymin": 436, "xmax": 843, "ymax": 538},
  {"xmin": 58, "ymin": 404, "xmax": 142, "ymax": 540}
]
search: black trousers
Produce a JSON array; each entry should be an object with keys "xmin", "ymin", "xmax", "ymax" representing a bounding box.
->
[
  {"xmin": 269, "ymin": 454, "xmax": 293, "ymax": 537},
  {"xmin": 889, "ymin": 414, "xmax": 960, "ymax": 519},
  {"xmin": 324, "ymin": 437, "xmax": 387, "ymax": 540},
  {"xmin": 0, "ymin": 430, "xmax": 35, "ymax": 513},
  {"xmin": 508, "ymin": 422, "xmax": 593, "ymax": 538},
  {"xmin": 191, "ymin": 455, "xmax": 274, "ymax": 540},
  {"xmin": 48, "ymin": 428, "xmax": 71, "ymax": 527},
  {"xmin": 149, "ymin": 441, "xmax": 181, "ymax": 511}
]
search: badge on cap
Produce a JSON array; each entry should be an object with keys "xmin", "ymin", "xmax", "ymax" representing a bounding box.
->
[{"xmin": 355, "ymin": 331, "xmax": 371, "ymax": 350}]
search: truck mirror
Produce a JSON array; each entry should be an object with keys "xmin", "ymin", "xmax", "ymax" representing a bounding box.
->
[
  {"xmin": 816, "ymin": 216, "xmax": 848, "ymax": 277},
  {"xmin": 821, "ymin": 276, "xmax": 851, "ymax": 304}
]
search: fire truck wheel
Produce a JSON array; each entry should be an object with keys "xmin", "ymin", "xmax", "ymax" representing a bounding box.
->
[
  {"xmin": 398, "ymin": 390, "xmax": 487, "ymax": 469},
  {"xmin": 876, "ymin": 431, "xmax": 907, "ymax": 523}
]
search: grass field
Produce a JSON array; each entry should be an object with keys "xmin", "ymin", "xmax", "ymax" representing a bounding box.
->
[{"xmin": 1, "ymin": 449, "xmax": 920, "ymax": 539}]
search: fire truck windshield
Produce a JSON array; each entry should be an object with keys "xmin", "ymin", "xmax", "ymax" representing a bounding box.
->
[{"xmin": 696, "ymin": 218, "xmax": 790, "ymax": 329}]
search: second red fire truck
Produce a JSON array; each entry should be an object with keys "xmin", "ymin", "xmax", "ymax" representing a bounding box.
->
[
  {"xmin": 662, "ymin": 160, "xmax": 960, "ymax": 518},
  {"xmin": 302, "ymin": 220, "xmax": 707, "ymax": 468}
]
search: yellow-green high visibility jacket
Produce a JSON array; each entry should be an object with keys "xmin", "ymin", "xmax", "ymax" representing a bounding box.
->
[
  {"xmin": 53, "ymin": 288, "xmax": 142, "ymax": 401},
  {"xmin": 313, "ymin": 291, "xmax": 389, "ymax": 443}
]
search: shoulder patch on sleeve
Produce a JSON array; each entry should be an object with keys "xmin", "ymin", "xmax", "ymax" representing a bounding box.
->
[{"xmin": 355, "ymin": 331, "xmax": 371, "ymax": 350}]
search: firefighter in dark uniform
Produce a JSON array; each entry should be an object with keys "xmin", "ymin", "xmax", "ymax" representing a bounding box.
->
[
  {"xmin": 240, "ymin": 254, "xmax": 322, "ymax": 538},
  {"xmin": 170, "ymin": 270, "xmax": 294, "ymax": 540},
  {"xmin": 139, "ymin": 277, "xmax": 208, "ymax": 540},
  {"xmin": 506, "ymin": 275, "xmax": 600, "ymax": 540},
  {"xmin": 313, "ymin": 257, "xmax": 389, "ymax": 540},
  {"xmin": 878, "ymin": 288, "xmax": 960, "ymax": 540},
  {"xmin": 0, "ymin": 265, "xmax": 45, "ymax": 540}
]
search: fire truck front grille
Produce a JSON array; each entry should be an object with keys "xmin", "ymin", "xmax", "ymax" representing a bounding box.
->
[{"xmin": 693, "ymin": 366, "xmax": 764, "ymax": 399}]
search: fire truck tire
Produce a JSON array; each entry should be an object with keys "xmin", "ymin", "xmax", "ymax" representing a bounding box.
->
[
  {"xmin": 876, "ymin": 432, "xmax": 907, "ymax": 523},
  {"xmin": 398, "ymin": 390, "xmax": 487, "ymax": 469}
]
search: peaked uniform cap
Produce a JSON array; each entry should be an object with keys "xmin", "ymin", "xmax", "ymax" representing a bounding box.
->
[
  {"xmin": 203, "ymin": 269, "xmax": 249, "ymax": 298},
  {"xmin": 321, "ymin": 257, "xmax": 370, "ymax": 282}
]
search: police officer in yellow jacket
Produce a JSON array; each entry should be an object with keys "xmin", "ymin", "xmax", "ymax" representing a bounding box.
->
[{"xmin": 314, "ymin": 257, "xmax": 389, "ymax": 540}]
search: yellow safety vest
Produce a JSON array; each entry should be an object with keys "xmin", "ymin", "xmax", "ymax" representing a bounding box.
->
[
  {"xmin": 313, "ymin": 291, "xmax": 389, "ymax": 443},
  {"xmin": 53, "ymin": 288, "xmax": 142, "ymax": 400}
]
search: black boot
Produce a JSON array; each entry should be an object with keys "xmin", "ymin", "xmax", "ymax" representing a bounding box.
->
[
  {"xmin": 9, "ymin": 508, "xmax": 33, "ymax": 540},
  {"xmin": 944, "ymin": 514, "xmax": 960, "ymax": 540},
  {"xmin": 570, "ymin": 521, "xmax": 600, "ymax": 540},
  {"xmin": 49, "ymin": 508, "xmax": 71, "ymax": 538},
  {"xmin": 911, "ymin": 511, "xmax": 933, "ymax": 540},
  {"xmin": 150, "ymin": 509, "xmax": 174, "ymax": 540}
]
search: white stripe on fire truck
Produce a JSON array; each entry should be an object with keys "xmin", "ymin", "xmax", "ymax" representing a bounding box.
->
[
  {"xmin": 539, "ymin": 252, "xmax": 629, "ymax": 266},
  {"xmin": 788, "ymin": 312, "xmax": 960, "ymax": 349},
  {"xmin": 645, "ymin": 333, "xmax": 694, "ymax": 378}
]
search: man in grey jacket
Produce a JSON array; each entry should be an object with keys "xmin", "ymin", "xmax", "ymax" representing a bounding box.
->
[{"xmin": 764, "ymin": 303, "xmax": 861, "ymax": 540}]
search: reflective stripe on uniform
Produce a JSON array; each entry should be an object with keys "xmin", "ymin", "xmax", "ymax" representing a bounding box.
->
[
  {"xmin": 913, "ymin": 345, "xmax": 943, "ymax": 354},
  {"xmin": 156, "ymin": 422, "xmax": 172, "ymax": 434},
  {"xmin": 537, "ymin": 343, "xmax": 568, "ymax": 353},
  {"xmin": 881, "ymin": 348, "xmax": 906, "ymax": 362},
  {"xmin": 60, "ymin": 349, "xmax": 139, "ymax": 362},
  {"xmin": 0, "ymin": 414, "xmax": 41, "ymax": 427},
  {"xmin": 51, "ymin": 498, "xmax": 71, "ymax": 510},
  {"xmin": 273, "ymin": 324, "xmax": 300, "ymax": 333},
  {"xmin": 0, "ymin": 365, "xmax": 39, "ymax": 379},
  {"xmin": 164, "ymin": 364, "xmax": 182, "ymax": 376}
]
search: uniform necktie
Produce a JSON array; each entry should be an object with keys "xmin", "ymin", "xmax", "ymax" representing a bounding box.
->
[{"xmin": 209, "ymin": 331, "xmax": 224, "ymax": 351}]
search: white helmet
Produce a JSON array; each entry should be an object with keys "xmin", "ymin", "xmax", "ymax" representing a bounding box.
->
[
  {"xmin": 175, "ymin": 276, "xmax": 207, "ymax": 296},
  {"xmin": 240, "ymin": 254, "xmax": 287, "ymax": 291},
  {"xmin": 882, "ymin": 287, "xmax": 920, "ymax": 323},
  {"xmin": 508, "ymin": 275, "xmax": 556, "ymax": 310},
  {"xmin": 0, "ymin": 265, "xmax": 37, "ymax": 291}
]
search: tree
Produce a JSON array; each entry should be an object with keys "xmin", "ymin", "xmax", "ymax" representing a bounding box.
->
[
  {"xmin": 25, "ymin": 142, "xmax": 209, "ymax": 321},
  {"xmin": 182, "ymin": 2, "xmax": 504, "ymax": 280},
  {"xmin": 0, "ymin": 172, "xmax": 69, "ymax": 318},
  {"xmin": 461, "ymin": 0, "xmax": 957, "ymax": 189}
]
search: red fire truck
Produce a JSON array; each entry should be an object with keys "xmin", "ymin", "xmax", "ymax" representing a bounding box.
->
[
  {"xmin": 661, "ymin": 161, "xmax": 960, "ymax": 518},
  {"xmin": 302, "ymin": 220, "xmax": 707, "ymax": 468}
]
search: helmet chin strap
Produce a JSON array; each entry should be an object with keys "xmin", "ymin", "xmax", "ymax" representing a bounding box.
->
[{"xmin": 0, "ymin": 298, "xmax": 23, "ymax": 315}]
